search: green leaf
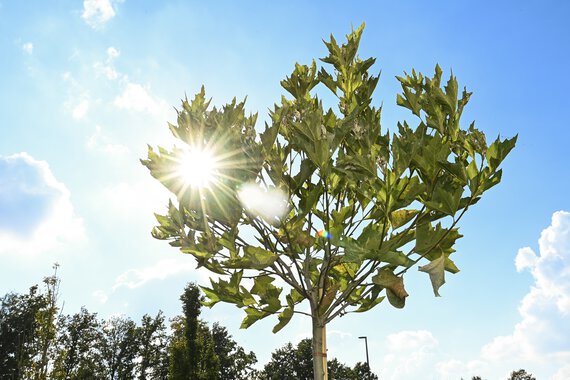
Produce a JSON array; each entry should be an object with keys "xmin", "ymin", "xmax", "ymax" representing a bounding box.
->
[
  {"xmin": 240, "ymin": 307, "xmax": 269, "ymax": 329},
  {"xmin": 200, "ymin": 286, "xmax": 220, "ymax": 307},
  {"xmin": 486, "ymin": 135, "xmax": 517, "ymax": 171},
  {"xmin": 438, "ymin": 159, "xmax": 467, "ymax": 185},
  {"xmin": 273, "ymin": 305, "xmax": 294, "ymax": 333},
  {"xmin": 425, "ymin": 182, "xmax": 462, "ymax": 215},
  {"xmin": 261, "ymin": 122, "xmax": 279, "ymax": 153},
  {"xmin": 242, "ymin": 247, "xmax": 278, "ymax": 269},
  {"xmin": 354, "ymin": 295, "xmax": 385, "ymax": 312},
  {"xmin": 377, "ymin": 250, "xmax": 415, "ymax": 268},
  {"xmin": 418, "ymin": 254, "xmax": 446, "ymax": 296}
]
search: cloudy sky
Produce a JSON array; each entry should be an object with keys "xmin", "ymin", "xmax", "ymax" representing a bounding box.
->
[{"xmin": 1, "ymin": 1, "xmax": 570, "ymax": 379}]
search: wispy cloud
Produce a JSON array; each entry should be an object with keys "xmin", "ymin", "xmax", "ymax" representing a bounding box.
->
[
  {"xmin": 72, "ymin": 98, "xmax": 90, "ymax": 120},
  {"xmin": 93, "ymin": 46, "xmax": 121, "ymax": 80},
  {"xmin": 113, "ymin": 82, "xmax": 169, "ymax": 116},
  {"xmin": 0, "ymin": 153, "xmax": 85, "ymax": 255},
  {"xmin": 81, "ymin": 0, "xmax": 117, "ymax": 29},
  {"xmin": 112, "ymin": 258, "xmax": 196, "ymax": 291},
  {"xmin": 21, "ymin": 42, "xmax": 33, "ymax": 54},
  {"xmin": 86, "ymin": 125, "xmax": 129, "ymax": 155}
]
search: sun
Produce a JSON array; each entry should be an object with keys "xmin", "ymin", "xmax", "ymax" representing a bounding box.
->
[{"xmin": 176, "ymin": 148, "xmax": 218, "ymax": 188}]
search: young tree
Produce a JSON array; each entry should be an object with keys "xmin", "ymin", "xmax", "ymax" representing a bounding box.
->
[{"xmin": 142, "ymin": 24, "xmax": 516, "ymax": 380}]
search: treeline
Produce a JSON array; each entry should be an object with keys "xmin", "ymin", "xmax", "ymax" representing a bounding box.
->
[{"xmin": 0, "ymin": 266, "xmax": 377, "ymax": 379}]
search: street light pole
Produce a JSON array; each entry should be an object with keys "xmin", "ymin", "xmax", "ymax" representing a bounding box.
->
[{"xmin": 358, "ymin": 336, "xmax": 370, "ymax": 369}]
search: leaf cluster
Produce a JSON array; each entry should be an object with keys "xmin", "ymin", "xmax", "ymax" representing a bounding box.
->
[{"xmin": 142, "ymin": 23, "xmax": 516, "ymax": 332}]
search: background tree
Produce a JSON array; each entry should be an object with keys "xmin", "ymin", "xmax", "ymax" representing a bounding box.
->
[
  {"xmin": 259, "ymin": 338, "xmax": 378, "ymax": 380},
  {"xmin": 349, "ymin": 362, "xmax": 377, "ymax": 380},
  {"xmin": 0, "ymin": 286, "xmax": 45, "ymax": 379},
  {"xmin": 259, "ymin": 341, "xmax": 304, "ymax": 380},
  {"xmin": 168, "ymin": 283, "xmax": 218, "ymax": 380},
  {"xmin": 142, "ymin": 24, "xmax": 516, "ymax": 380},
  {"xmin": 29, "ymin": 263, "xmax": 61, "ymax": 380},
  {"xmin": 137, "ymin": 312, "xmax": 169, "ymax": 380},
  {"xmin": 211, "ymin": 322, "xmax": 257, "ymax": 380},
  {"xmin": 509, "ymin": 369, "xmax": 536, "ymax": 380},
  {"xmin": 99, "ymin": 315, "xmax": 139, "ymax": 380},
  {"xmin": 51, "ymin": 307, "xmax": 104, "ymax": 379}
]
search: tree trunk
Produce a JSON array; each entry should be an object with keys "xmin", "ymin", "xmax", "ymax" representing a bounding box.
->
[{"xmin": 312, "ymin": 317, "xmax": 328, "ymax": 380}]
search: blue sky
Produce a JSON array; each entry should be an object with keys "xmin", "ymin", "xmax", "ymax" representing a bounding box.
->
[{"xmin": 1, "ymin": 1, "xmax": 570, "ymax": 379}]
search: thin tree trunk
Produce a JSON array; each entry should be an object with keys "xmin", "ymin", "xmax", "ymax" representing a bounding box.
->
[{"xmin": 312, "ymin": 317, "xmax": 328, "ymax": 380}]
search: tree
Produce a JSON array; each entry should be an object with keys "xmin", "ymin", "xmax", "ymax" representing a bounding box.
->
[
  {"xmin": 142, "ymin": 24, "xmax": 516, "ymax": 380},
  {"xmin": 137, "ymin": 312, "xmax": 169, "ymax": 380},
  {"xmin": 259, "ymin": 338, "xmax": 378, "ymax": 380},
  {"xmin": 99, "ymin": 315, "xmax": 139, "ymax": 380},
  {"xmin": 0, "ymin": 286, "xmax": 46, "ymax": 379},
  {"xmin": 259, "ymin": 340, "xmax": 310, "ymax": 380},
  {"xmin": 509, "ymin": 369, "xmax": 536, "ymax": 380},
  {"xmin": 349, "ymin": 362, "xmax": 377, "ymax": 380},
  {"xmin": 169, "ymin": 283, "xmax": 219, "ymax": 380},
  {"xmin": 211, "ymin": 323, "xmax": 257, "ymax": 380},
  {"xmin": 0, "ymin": 265, "xmax": 62, "ymax": 380},
  {"xmin": 30, "ymin": 263, "xmax": 61, "ymax": 380},
  {"xmin": 51, "ymin": 307, "xmax": 104, "ymax": 379}
]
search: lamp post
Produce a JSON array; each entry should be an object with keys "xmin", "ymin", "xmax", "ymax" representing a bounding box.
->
[{"xmin": 358, "ymin": 336, "xmax": 370, "ymax": 369}]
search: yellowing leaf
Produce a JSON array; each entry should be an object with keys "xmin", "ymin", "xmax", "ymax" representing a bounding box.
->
[
  {"xmin": 372, "ymin": 269, "xmax": 409, "ymax": 308},
  {"xmin": 390, "ymin": 209, "xmax": 419, "ymax": 229}
]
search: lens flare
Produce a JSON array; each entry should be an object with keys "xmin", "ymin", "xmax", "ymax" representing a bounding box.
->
[
  {"xmin": 177, "ymin": 148, "xmax": 217, "ymax": 188},
  {"xmin": 238, "ymin": 183, "xmax": 288, "ymax": 223},
  {"xmin": 317, "ymin": 230, "xmax": 331, "ymax": 239}
]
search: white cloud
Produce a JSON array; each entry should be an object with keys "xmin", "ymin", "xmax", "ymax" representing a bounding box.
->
[
  {"xmin": 22, "ymin": 42, "xmax": 33, "ymax": 54},
  {"xmin": 436, "ymin": 359, "xmax": 487, "ymax": 380},
  {"xmin": 99, "ymin": 178, "xmax": 172, "ymax": 222},
  {"xmin": 112, "ymin": 258, "xmax": 198, "ymax": 291},
  {"xmin": 93, "ymin": 62, "xmax": 119, "ymax": 80},
  {"xmin": 72, "ymin": 99, "xmax": 89, "ymax": 120},
  {"xmin": 482, "ymin": 211, "xmax": 570, "ymax": 366},
  {"xmin": 551, "ymin": 364, "xmax": 570, "ymax": 380},
  {"xmin": 81, "ymin": 0, "xmax": 116, "ymax": 28},
  {"xmin": 381, "ymin": 330, "xmax": 439, "ymax": 380},
  {"xmin": 0, "ymin": 153, "xmax": 85, "ymax": 255},
  {"xmin": 86, "ymin": 125, "xmax": 130, "ymax": 155},
  {"xmin": 515, "ymin": 246, "xmax": 538, "ymax": 272},
  {"xmin": 93, "ymin": 290, "xmax": 109, "ymax": 304},
  {"xmin": 93, "ymin": 46, "xmax": 121, "ymax": 80},
  {"xmin": 106, "ymin": 46, "xmax": 120, "ymax": 60},
  {"xmin": 422, "ymin": 210, "xmax": 570, "ymax": 378},
  {"xmin": 114, "ymin": 82, "xmax": 169, "ymax": 116}
]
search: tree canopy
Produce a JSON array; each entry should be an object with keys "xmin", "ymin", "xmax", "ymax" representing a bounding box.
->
[{"xmin": 142, "ymin": 23, "xmax": 516, "ymax": 379}]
